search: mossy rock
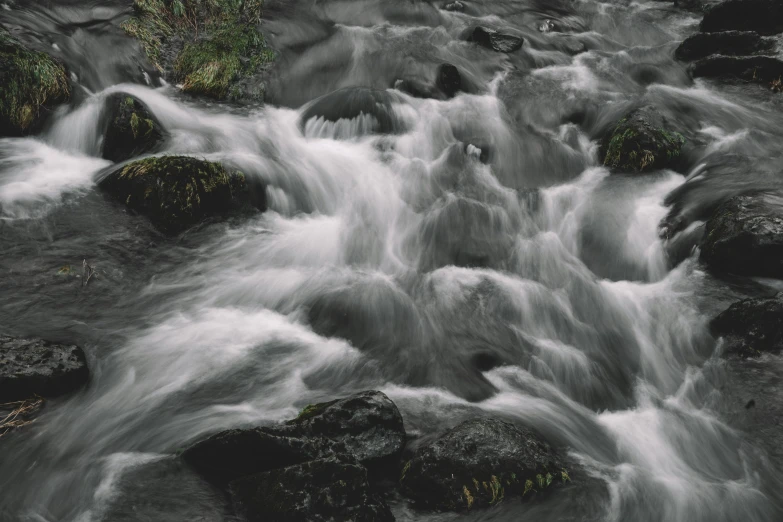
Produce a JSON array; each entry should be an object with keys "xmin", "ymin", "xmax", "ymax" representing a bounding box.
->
[
  {"xmin": 122, "ymin": 0, "xmax": 275, "ymax": 102},
  {"xmin": 601, "ymin": 106, "xmax": 685, "ymax": 173},
  {"xmin": 98, "ymin": 156, "xmax": 265, "ymax": 233},
  {"xmin": 0, "ymin": 31, "xmax": 70, "ymax": 136},
  {"xmin": 103, "ymin": 94, "xmax": 165, "ymax": 162}
]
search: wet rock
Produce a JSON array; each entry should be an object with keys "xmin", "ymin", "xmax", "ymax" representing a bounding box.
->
[
  {"xmin": 711, "ymin": 293, "xmax": 783, "ymax": 357},
  {"xmin": 539, "ymin": 20, "xmax": 557, "ymax": 33},
  {"xmin": 675, "ymin": 31, "xmax": 773, "ymax": 61},
  {"xmin": 467, "ymin": 27, "xmax": 525, "ymax": 53},
  {"xmin": 689, "ymin": 54, "xmax": 783, "ymax": 82},
  {"xmin": 399, "ymin": 417, "xmax": 567, "ymax": 512},
  {"xmin": 700, "ymin": 193, "xmax": 783, "ymax": 277},
  {"xmin": 98, "ymin": 156, "xmax": 264, "ymax": 234},
  {"xmin": 229, "ymin": 457, "xmax": 394, "ymax": 522},
  {"xmin": 300, "ymin": 87, "xmax": 405, "ymax": 135},
  {"xmin": 0, "ymin": 336, "xmax": 88, "ymax": 402},
  {"xmin": 0, "ymin": 32, "xmax": 70, "ymax": 137},
  {"xmin": 284, "ymin": 391, "xmax": 406, "ymax": 473},
  {"xmin": 436, "ymin": 63, "xmax": 462, "ymax": 98},
  {"xmin": 442, "ymin": 1, "xmax": 465, "ymax": 12},
  {"xmin": 102, "ymin": 94, "xmax": 165, "ymax": 162},
  {"xmin": 183, "ymin": 391, "xmax": 405, "ymax": 483},
  {"xmin": 182, "ymin": 427, "xmax": 340, "ymax": 485},
  {"xmin": 602, "ymin": 106, "xmax": 685, "ymax": 173},
  {"xmin": 700, "ymin": 0, "xmax": 783, "ymax": 35}
]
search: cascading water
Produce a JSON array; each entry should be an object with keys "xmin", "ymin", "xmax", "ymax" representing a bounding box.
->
[{"xmin": 2, "ymin": 0, "xmax": 783, "ymax": 521}]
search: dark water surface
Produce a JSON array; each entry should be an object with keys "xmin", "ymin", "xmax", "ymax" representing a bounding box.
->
[{"xmin": 2, "ymin": 0, "xmax": 783, "ymax": 520}]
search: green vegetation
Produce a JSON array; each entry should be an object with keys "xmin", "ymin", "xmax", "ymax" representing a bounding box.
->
[
  {"xmin": 603, "ymin": 117, "xmax": 685, "ymax": 173},
  {"xmin": 0, "ymin": 31, "xmax": 70, "ymax": 134},
  {"xmin": 122, "ymin": 0, "xmax": 274, "ymax": 100}
]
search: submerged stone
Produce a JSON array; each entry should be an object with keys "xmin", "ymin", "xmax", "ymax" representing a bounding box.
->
[
  {"xmin": 229, "ymin": 457, "xmax": 394, "ymax": 522},
  {"xmin": 0, "ymin": 32, "xmax": 70, "ymax": 137},
  {"xmin": 467, "ymin": 26, "xmax": 525, "ymax": 53},
  {"xmin": 602, "ymin": 106, "xmax": 685, "ymax": 173},
  {"xmin": 98, "ymin": 156, "xmax": 264, "ymax": 233},
  {"xmin": 711, "ymin": 293, "xmax": 783, "ymax": 357},
  {"xmin": 0, "ymin": 336, "xmax": 88, "ymax": 402},
  {"xmin": 700, "ymin": 193, "xmax": 783, "ymax": 278},
  {"xmin": 300, "ymin": 87, "xmax": 406, "ymax": 136},
  {"xmin": 399, "ymin": 417, "xmax": 566, "ymax": 512},
  {"xmin": 675, "ymin": 31, "xmax": 773, "ymax": 61},
  {"xmin": 436, "ymin": 63, "xmax": 462, "ymax": 98},
  {"xmin": 103, "ymin": 94, "xmax": 165, "ymax": 162}
]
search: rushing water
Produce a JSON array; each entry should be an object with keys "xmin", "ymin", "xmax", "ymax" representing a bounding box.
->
[{"xmin": 2, "ymin": 0, "xmax": 783, "ymax": 520}]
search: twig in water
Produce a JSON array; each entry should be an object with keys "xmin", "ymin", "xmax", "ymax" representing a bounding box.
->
[
  {"xmin": 0, "ymin": 396, "xmax": 44, "ymax": 438},
  {"xmin": 82, "ymin": 259, "xmax": 95, "ymax": 287}
]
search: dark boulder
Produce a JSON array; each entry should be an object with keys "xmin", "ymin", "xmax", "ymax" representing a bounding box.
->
[
  {"xmin": 183, "ymin": 391, "xmax": 406, "ymax": 485},
  {"xmin": 300, "ymin": 87, "xmax": 406, "ymax": 136},
  {"xmin": 103, "ymin": 94, "xmax": 165, "ymax": 162},
  {"xmin": 0, "ymin": 336, "xmax": 88, "ymax": 402},
  {"xmin": 98, "ymin": 156, "xmax": 264, "ymax": 233},
  {"xmin": 700, "ymin": 0, "xmax": 783, "ymax": 35},
  {"xmin": 229, "ymin": 457, "xmax": 394, "ymax": 522},
  {"xmin": 399, "ymin": 418, "xmax": 567, "ymax": 512},
  {"xmin": 602, "ymin": 106, "xmax": 685, "ymax": 173},
  {"xmin": 181, "ymin": 427, "xmax": 340, "ymax": 485},
  {"xmin": 700, "ymin": 193, "xmax": 783, "ymax": 278},
  {"xmin": 467, "ymin": 27, "xmax": 525, "ymax": 53},
  {"xmin": 0, "ymin": 32, "xmax": 70, "ymax": 137},
  {"xmin": 436, "ymin": 64, "xmax": 462, "ymax": 98},
  {"xmin": 711, "ymin": 293, "xmax": 783, "ymax": 357},
  {"xmin": 285, "ymin": 391, "xmax": 406, "ymax": 472},
  {"xmin": 675, "ymin": 31, "xmax": 773, "ymax": 61},
  {"xmin": 689, "ymin": 54, "xmax": 783, "ymax": 82}
]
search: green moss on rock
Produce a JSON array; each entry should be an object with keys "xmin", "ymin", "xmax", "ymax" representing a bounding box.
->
[
  {"xmin": 602, "ymin": 106, "xmax": 685, "ymax": 173},
  {"xmin": 99, "ymin": 155, "xmax": 264, "ymax": 233},
  {"xmin": 122, "ymin": 0, "xmax": 274, "ymax": 101},
  {"xmin": 103, "ymin": 93, "xmax": 165, "ymax": 162},
  {"xmin": 0, "ymin": 31, "xmax": 70, "ymax": 136}
]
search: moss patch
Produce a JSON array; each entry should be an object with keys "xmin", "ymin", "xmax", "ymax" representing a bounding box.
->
[
  {"xmin": 0, "ymin": 31, "xmax": 70, "ymax": 135},
  {"xmin": 103, "ymin": 93, "xmax": 165, "ymax": 162},
  {"xmin": 122, "ymin": 0, "xmax": 274, "ymax": 101},
  {"xmin": 603, "ymin": 109, "xmax": 685, "ymax": 173}
]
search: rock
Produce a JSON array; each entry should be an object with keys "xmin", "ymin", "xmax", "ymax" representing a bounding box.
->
[
  {"xmin": 602, "ymin": 106, "xmax": 685, "ymax": 173},
  {"xmin": 467, "ymin": 27, "xmax": 525, "ymax": 53},
  {"xmin": 98, "ymin": 156, "xmax": 264, "ymax": 233},
  {"xmin": 689, "ymin": 54, "xmax": 783, "ymax": 82},
  {"xmin": 700, "ymin": 193, "xmax": 783, "ymax": 278},
  {"xmin": 700, "ymin": 0, "xmax": 783, "ymax": 35},
  {"xmin": 442, "ymin": 1, "xmax": 465, "ymax": 11},
  {"xmin": 675, "ymin": 31, "xmax": 773, "ymax": 61},
  {"xmin": 102, "ymin": 94, "xmax": 165, "ymax": 162},
  {"xmin": 182, "ymin": 427, "xmax": 340, "ymax": 485},
  {"xmin": 0, "ymin": 32, "xmax": 70, "ymax": 137},
  {"xmin": 229, "ymin": 457, "xmax": 394, "ymax": 522},
  {"xmin": 539, "ymin": 20, "xmax": 557, "ymax": 33},
  {"xmin": 300, "ymin": 87, "xmax": 406, "ymax": 136},
  {"xmin": 0, "ymin": 336, "xmax": 88, "ymax": 402},
  {"xmin": 285, "ymin": 391, "xmax": 406, "ymax": 472},
  {"xmin": 399, "ymin": 418, "xmax": 567, "ymax": 512},
  {"xmin": 711, "ymin": 293, "xmax": 783, "ymax": 357},
  {"xmin": 183, "ymin": 391, "xmax": 405, "ymax": 485},
  {"xmin": 436, "ymin": 63, "xmax": 462, "ymax": 98}
]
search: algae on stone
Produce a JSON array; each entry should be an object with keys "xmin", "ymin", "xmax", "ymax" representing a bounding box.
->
[
  {"xmin": 602, "ymin": 106, "xmax": 685, "ymax": 173},
  {"xmin": 0, "ymin": 31, "xmax": 70, "ymax": 136},
  {"xmin": 99, "ymin": 155, "xmax": 261, "ymax": 233},
  {"xmin": 103, "ymin": 94, "xmax": 165, "ymax": 162}
]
